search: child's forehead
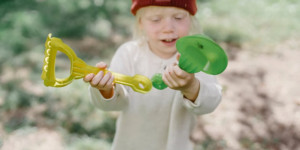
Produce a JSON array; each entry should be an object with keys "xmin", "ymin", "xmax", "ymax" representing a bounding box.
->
[{"xmin": 141, "ymin": 6, "xmax": 188, "ymax": 16}]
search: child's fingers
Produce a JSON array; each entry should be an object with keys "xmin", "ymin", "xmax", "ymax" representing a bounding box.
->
[
  {"xmin": 173, "ymin": 65, "xmax": 187, "ymax": 79},
  {"xmin": 168, "ymin": 65, "xmax": 180, "ymax": 79},
  {"xmin": 163, "ymin": 66, "xmax": 178, "ymax": 88},
  {"xmin": 83, "ymin": 73, "xmax": 94, "ymax": 82},
  {"xmin": 162, "ymin": 73, "xmax": 172, "ymax": 87},
  {"xmin": 103, "ymin": 75, "xmax": 114, "ymax": 89},
  {"xmin": 163, "ymin": 73, "xmax": 177, "ymax": 88},
  {"xmin": 99, "ymin": 72, "xmax": 111, "ymax": 87},
  {"xmin": 96, "ymin": 62, "xmax": 107, "ymax": 69},
  {"xmin": 91, "ymin": 71, "xmax": 104, "ymax": 87},
  {"xmin": 164, "ymin": 64, "xmax": 193, "ymax": 89}
]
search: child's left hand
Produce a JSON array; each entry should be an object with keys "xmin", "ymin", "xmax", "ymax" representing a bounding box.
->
[{"xmin": 162, "ymin": 54, "xmax": 200, "ymax": 102}]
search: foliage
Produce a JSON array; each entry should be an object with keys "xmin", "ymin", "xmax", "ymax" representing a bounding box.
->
[
  {"xmin": 0, "ymin": 0, "xmax": 130, "ymax": 148},
  {"xmin": 197, "ymin": 0, "xmax": 300, "ymax": 49},
  {"xmin": 0, "ymin": 0, "xmax": 299, "ymax": 149}
]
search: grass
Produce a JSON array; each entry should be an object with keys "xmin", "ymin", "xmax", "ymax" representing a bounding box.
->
[
  {"xmin": 197, "ymin": 0, "xmax": 300, "ymax": 51},
  {"xmin": 0, "ymin": 0, "xmax": 299, "ymax": 149}
]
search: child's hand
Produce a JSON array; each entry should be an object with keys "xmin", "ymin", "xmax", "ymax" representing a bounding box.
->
[
  {"xmin": 162, "ymin": 63, "xmax": 194, "ymax": 89},
  {"xmin": 162, "ymin": 54, "xmax": 200, "ymax": 101},
  {"xmin": 83, "ymin": 62, "xmax": 115, "ymax": 98}
]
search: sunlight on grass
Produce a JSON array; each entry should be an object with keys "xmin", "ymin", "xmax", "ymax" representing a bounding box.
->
[{"xmin": 197, "ymin": 0, "xmax": 300, "ymax": 50}]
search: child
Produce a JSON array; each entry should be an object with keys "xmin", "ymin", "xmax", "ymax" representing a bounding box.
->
[{"xmin": 84, "ymin": 0, "xmax": 222, "ymax": 150}]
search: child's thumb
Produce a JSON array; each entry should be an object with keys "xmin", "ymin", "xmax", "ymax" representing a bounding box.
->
[{"xmin": 176, "ymin": 53, "xmax": 181, "ymax": 61}]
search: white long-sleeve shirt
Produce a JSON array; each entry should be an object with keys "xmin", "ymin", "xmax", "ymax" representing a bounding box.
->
[{"xmin": 89, "ymin": 40, "xmax": 222, "ymax": 150}]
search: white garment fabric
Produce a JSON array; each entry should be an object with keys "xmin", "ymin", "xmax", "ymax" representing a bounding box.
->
[{"xmin": 89, "ymin": 40, "xmax": 222, "ymax": 150}]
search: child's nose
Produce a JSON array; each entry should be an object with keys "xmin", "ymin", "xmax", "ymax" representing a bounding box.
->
[{"xmin": 162, "ymin": 18, "xmax": 175, "ymax": 33}]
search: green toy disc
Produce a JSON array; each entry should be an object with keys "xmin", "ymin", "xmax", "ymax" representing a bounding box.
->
[
  {"xmin": 151, "ymin": 34, "xmax": 228, "ymax": 90},
  {"xmin": 176, "ymin": 34, "xmax": 228, "ymax": 74}
]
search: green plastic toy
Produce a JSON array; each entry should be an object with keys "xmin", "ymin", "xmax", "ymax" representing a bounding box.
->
[
  {"xmin": 41, "ymin": 33, "xmax": 152, "ymax": 94},
  {"xmin": 151, "ymin": 34, "xmax": 228, "ymax": 90}
]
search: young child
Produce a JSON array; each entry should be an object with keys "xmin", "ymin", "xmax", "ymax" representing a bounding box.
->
[{"xmin": 84, "ymin": 0, "xmax": 222, "ymax": 150}]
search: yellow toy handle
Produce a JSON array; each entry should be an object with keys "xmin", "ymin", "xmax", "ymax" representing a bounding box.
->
[{"xmin": 41, "ymin": 33, "xmax": 152, "ymax": 94}]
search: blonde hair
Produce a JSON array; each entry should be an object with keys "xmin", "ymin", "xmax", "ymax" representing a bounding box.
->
[{"xmin": 132, "ymin": 6, "xmax": 202, "ymax": 42}]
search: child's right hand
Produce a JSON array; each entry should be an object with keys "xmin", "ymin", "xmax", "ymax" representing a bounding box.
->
[{"xmin": 83, "ymin": 62, "xmax": 115, "ymax": 97}]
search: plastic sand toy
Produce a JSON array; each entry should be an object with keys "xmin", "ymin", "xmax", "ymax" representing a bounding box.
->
[
  {"xmin": 151, "ymin": 34, "xmax": 228, "ymax": 90},
  {"xmin": 41, "ymin": 33, "xmax": 152, "ymax": 94}
]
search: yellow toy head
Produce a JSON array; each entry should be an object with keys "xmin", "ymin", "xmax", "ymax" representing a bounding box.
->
[{"xmin": 41, "ymin": 33, "xmax": 94, "ymax": 87}]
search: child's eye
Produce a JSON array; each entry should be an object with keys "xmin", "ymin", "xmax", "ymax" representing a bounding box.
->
[
  {"xmin": 174, "ymin": 14, "xmax": 187, "ymax": 20},
  {"xmin": 150, "ymin": 17, "xmax": 161, "ymax": 22},
  {"xmin": 175, "ymin": 16, "xmax": 183, "ymax": 20}
]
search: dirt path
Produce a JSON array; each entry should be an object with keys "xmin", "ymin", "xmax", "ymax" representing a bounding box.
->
[{"xmin": 193, "ymin": 39, "xmax": 300, "ymax": 150}]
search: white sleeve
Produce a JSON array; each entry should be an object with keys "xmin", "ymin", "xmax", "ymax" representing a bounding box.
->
[
  {"xmin": 89, "ymin": 84, "xmax": 129, "ymax": 111},
  {"xmin": 183, "ymin": 72, "xmax": 222, "ymax": 115}
]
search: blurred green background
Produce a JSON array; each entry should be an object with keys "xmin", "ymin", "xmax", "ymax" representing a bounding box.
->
[{"xmin": 0, "ymin": 0, "xmax": 299, "ymax": 150}]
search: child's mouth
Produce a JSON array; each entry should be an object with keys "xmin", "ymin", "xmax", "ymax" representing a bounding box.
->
[{"xmin": 161, "ymin": 38, "xmax": 177, "ymax": 45}]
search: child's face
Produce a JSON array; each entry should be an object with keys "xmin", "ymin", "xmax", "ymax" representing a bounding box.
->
[{"xmin": 139, "ymin": 6, "xmax": 191, "ymax": 59}]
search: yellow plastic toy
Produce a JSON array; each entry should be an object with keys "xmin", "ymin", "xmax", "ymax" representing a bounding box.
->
[{"xmin": 41, "ymin": 33, "xmax": 152, "ymax": 94}]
